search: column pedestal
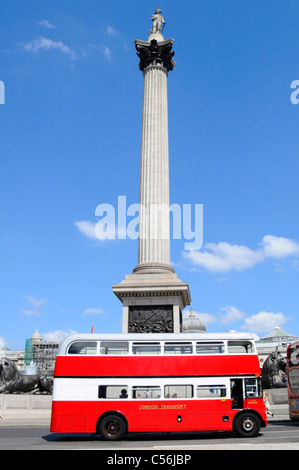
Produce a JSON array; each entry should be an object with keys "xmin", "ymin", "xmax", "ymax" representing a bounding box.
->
[{"xmin": 112, "ymin": 270, "xmax": 191, "ymax": 333}]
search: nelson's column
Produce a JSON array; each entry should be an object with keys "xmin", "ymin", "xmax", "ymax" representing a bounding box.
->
[{"xmin": 112, "ymin": 9, "xmax": 191, "ymax": 333}]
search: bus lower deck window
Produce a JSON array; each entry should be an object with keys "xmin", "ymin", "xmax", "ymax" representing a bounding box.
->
[
  {"xmin": 196, "ymin": 385, "xmax": 226, "ymax": 398},
  {"xmin": 244, "ymin": 378, "xmax": 262, "ymax": 398},
  {"xmin": 132, "ymin": 386, "xmax": 161, "ymax": 399},
  {"xmin": 98, "ymin": 385, "xmax": 128, "ymax": 399},
  {"xmin": 165, "ymin": 385, "xmax": 193, "ymax": 399}
]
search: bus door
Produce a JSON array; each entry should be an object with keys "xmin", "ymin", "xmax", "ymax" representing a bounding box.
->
[{"xmin": 230, "ymin": 379, "xmax": 244, "ymax": 409}]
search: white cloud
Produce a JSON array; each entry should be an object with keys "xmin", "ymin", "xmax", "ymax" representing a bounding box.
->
[
  {"xmin": 241, "ymin": 311, "xmax": 290, "ymax": 334},
  {"xmin": 84, "ymin": 308, "xmax": 106, "ymax": 315},
  {"xmin": 101, "ymin": 45, "xmax": 112, "ymax": 61},
  {"xmin": 185, "ymin": 305, "xmax": 291, "ymax": 336},
  {"xmin": 219, "ymin": 305, "xmax": 246, "ymax": 324},
  {"xmin": 103, "ymin": 25, "xmax": 128, "ymax": 53},
  {"xmin": 74, "ymin": 220, "xmax": 128, "ymax": 242},
  {"xmin": 261, "ymin": 235, "xmax": 299, "ymax": 259},
  {"xmin": 23, "ymin": 37, "xmax": 76, "ymax": 59},
  {"xmin": 183, "ymin": 305, "xmax": 246, "ymax": 327},
  {"xmin": 37, "ymin": 20, "xmax": 55, "ymax": 29},
  {"xmin": 82, "ymin": 43, "xmax": 113, "ymax": 61},
  {"xmin": 26, "ymin": 296, "xmax": 47, "ymax": 308},
  {"xmin": 41, "ymin": 329, "xmax": 77, "ymax": 343},
  {"xmin": 183, "ymin": 309, "xmax": 217, "ymax": 325},
  {"xmin": 183, "ymin": 235, "xmax": 299, "ymax": 273},
  {"xmin": 74, "ymin": 220, "xmax": 98, "ymax": 240},
  {"xmin": 184, "ymin": 241, "xmax": 262, "ymax": 273},
  {"xmin": 105, "ymin": 26, "xmax": 118, "ymax": 36},
  {"xmin": 20, "ymin": 296, "xmax": 47, "ymax": 316}
]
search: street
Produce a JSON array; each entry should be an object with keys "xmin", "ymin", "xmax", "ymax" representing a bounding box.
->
[{"xmin": 1, "ymin": 421, "xmax": 299, "ymax": 450}]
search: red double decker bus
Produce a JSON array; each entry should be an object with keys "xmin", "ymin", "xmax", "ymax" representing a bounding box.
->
[
  {"xmin": 50, "ymin": 332, "xmax": 267, "ymax": 440},
  {"xmin": 287, "ymin": 340, "xmax": 299, "ymax": 420}
]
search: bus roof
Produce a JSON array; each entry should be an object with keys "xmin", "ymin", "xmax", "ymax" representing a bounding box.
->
[{"xmin": 57, "ymin": 332, "xmax": 256, "ymax": 355}]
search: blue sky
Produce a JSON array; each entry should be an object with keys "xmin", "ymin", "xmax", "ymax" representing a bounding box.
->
[{"xmin": 1, "ymin": 0, "xmax": 299, "ymax": 349}]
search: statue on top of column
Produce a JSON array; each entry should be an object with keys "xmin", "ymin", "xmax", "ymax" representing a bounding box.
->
[{"xmin": 149, "ymin": 8, "xmax": 166, "ymax": 35}]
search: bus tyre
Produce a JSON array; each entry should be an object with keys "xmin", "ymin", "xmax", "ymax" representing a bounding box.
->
[
  {"xmin": 99, "ymin": 414, "xmax": 126, "ymax": 441},
  {"xmin": 234, "ymin": 412, "xmax": 260, "ymax": 438}
]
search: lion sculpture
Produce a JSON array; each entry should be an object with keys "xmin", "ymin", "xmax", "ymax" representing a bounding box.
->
[
  {"xmin": 0, "ymin": 357, "xmax": 52, "ymax": 394},
  {"xmin": 262, "ymin": 349, "xmax": 287, "ymax": 389}
]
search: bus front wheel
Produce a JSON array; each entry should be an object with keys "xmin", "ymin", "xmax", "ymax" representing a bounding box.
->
[
  {"xmin": 99, "ymin": 414, "xmax": 126, "ymax": 441},
  {"xmin": 234, "ymin": 412, "xmax": 261, "ymax": 438}
]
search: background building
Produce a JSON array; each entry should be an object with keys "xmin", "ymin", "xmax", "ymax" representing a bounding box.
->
[
  {"xmin": 23, "ymin": 329, "xmax": 59, "ymax": 375},
  {"xmin": 255, "ymin": 326, "xmax": 298, "ymax": 362},
  {"xmin": 182, "ymin": 308, "xmax": 207, "ymax": 333}
]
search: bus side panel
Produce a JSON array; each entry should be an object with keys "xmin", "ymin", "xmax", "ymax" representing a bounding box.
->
[
  {"xmin": 129, "ymin": 401, "xmax": 230, "ymax": 433},
  {"xmin": 193, "ymin": 355, "xmax": 260, "ymax": 376},
  {"xmin": 161, "ymin": 401, "xmax": 196, "ymax": 431},
  {"xmin": 54, "ymin": 355, "xmax": 261, "ymax": 379},
  {"xmin": 225, "ymin": 355, "xmax": 261, "ymax": 375},
  {"xmin": 51, "ymin": 401, "xmax": 116, "ymax": 434},
  {"xmin": 161, "ymin": 356, "xmax": 194, "ymax": 377},
  {"xmin": 129, "ymin": 357, "xmax": 162, "ymax": 377},
  {"xmin": 51, "ymin": 401, "xmax": 87, "ymax": 433},
  {"xmin": 84, "ymin": 401, "xmax": 163, "ymax": 433},
  {"xmin": 126, "ymin": 401, "xmax": 196, "ymax": 432},
  {"xmin": 193, "ymin": 356, "xmax": 227, "ymax": 376},
  {"xmin": 129, "ymin": 401, "xmax": 162, "ymax": 432},
  {"xmin": 194, "ymin": 399, "xmax": 233, "ymax": 431},
  {"xmin": 245, "ymin": 398, "xmax": 267, "ymax": 424},
  {"xmin": 54, "ymin": 356, "xmax": 100, "ymax": 377},
  {"xmin": 54, "ymin": 356, "xmax": 131, "ymax": 377}
]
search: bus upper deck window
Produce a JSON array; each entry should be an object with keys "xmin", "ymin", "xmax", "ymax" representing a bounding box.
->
[
  {"xmin": 196, "ymin": 342, "xmax": 224, "ymax": 355},
  {"xmin": 100, "ymin": 341, "xmax": 129, "ymax": 355},
  {"xmin": 67, "ymin": 341, "xmax": 97, "ymax": 355},
  {"xmin": 164, "ymin": 342, "xmax": 193, "ymax": 355},
  {"xmin": 227, "ymin": 341, "xmax": 254, "ymax": 354},
  {"xmin": 132, "ymin": 343, "xmax": 161, "ymax": 355}
]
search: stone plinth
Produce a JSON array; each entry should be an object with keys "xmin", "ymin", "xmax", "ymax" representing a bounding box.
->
[
  {"xmin": 112, "ymin": 271, "xmax": 191, "ymax": 333},
  {"xmin": 265, "ymin": 388, "xmax": 288, "ymax": 405},
  {"xmin": 0, "ymin": 394, "xmax": 52, "ymax": 421}
]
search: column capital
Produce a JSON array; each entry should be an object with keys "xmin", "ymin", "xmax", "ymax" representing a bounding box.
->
[{"xmin": 135, "ymin": 38, "xmax": 176, "ymax": 73}]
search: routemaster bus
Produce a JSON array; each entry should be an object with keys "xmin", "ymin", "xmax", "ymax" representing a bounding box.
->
[
  {"xmin": 50, "ymin": 332, "xmax": 267, "ymax": 440},
  {"xmin": 287, "ymin": 340, "xmax": 299, "ymax": 420}
]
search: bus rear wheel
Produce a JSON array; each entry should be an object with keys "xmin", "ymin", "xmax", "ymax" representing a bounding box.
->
[
  {"xmin": 234, "ymin": 412, "xmax": 260, "ymax": 438},
  {"xmin": 99, "ymin": 414, "xmax": 126, "ymax": 441}
]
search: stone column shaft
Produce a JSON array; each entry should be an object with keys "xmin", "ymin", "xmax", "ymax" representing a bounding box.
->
[{"xmin": 138, "ymin": 64, "xmax": 170, "ymax": 267}]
